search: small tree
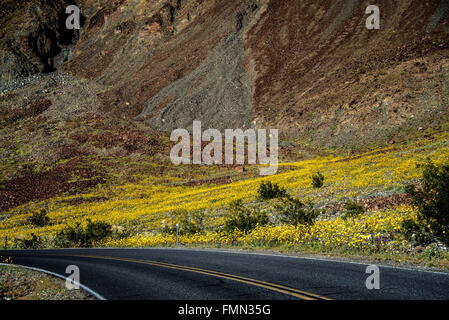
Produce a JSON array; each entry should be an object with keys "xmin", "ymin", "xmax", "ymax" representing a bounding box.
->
[
  {"xmin": 84, "ymin": 219, "xmax": 112, "ymax": 244},
  {"xmin": 311, "ymin": 172, "xmax": 325, "ymax": 188},
  {"xmin": 27, "ymin": 209, "xmax": 50, "ymax": 227},
  {"xmin": 54, "ymin": 219, "xmax": 112, "ymax": 248},
  {"xmin": 404, "ymin": 159, "xmax": 449, "ymax": 246},
  {"xmin": 275, "ymin": 196, "xmax": 321, "ymax": 226},
  {"xmin": 258, "ymin": 181, "xmax": 287, "ymax": 200},
  {"xmin": 224, "ymin": 200, "xmax": 269, "ymax": 233}
]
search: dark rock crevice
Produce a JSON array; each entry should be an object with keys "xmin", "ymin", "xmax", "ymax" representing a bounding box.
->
[{"xmin": 0, "ymin": 0, "xmax": 83, "ymax": 86}]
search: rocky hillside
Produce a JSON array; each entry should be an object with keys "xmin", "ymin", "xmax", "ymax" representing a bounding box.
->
[
  {"xmin": 2, "ymin": 0, "xmax": 449, "ymax": 144},
  {"xmin": 0, "ymin": 0, "xmax": 448, "ymax": 210}
]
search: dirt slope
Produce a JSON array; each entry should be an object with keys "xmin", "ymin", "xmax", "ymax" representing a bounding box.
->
[
  {"xmin": 63, "ymin": 0, "xmax": 449, "ymax": 149},
  {"xmin": 245, "ymin": 0, "xmax": 449, "ymax": 149}
]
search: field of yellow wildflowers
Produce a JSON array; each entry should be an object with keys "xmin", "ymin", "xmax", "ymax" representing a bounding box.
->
[
  {"xmin": 103, "ymin": 206, "xmax": 414, "ymax": 253},
  {"xmin": 1, "ymin": 133, "xmax": 449, "ymax": 265}
]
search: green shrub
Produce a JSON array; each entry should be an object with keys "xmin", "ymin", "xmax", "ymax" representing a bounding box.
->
[
  {"xmin": 405, "ymin": 159, "xmax": 449, "ymax": 246},
  {"xmin": 311, "ymin": 172, "xmax": 325, "ymax": 188},
  {"xmin": 27, "ymin": 209, "xmax": 50, "ymax": 227},
  {"xmin": 54, "ymin": 223, "xmax": 84, "ymax": 248},
  {"xmin": 275, "ymin": 196, "xmax": 321, "ymax": 226},
  {"xmin": 54, "ymin": 219, "xmax": 112, "ymax": 248},
  {"xmin": 14, "ymin": 234, "xmax": 43, "ymax": 249},
  {"xmin": 341, "ymin": 200, "xmax": 364, "ymax": 220},
  {"xmin": 85, "ymin": 219, "xmax": 112, "ymax": 242},
  {"xmin": 258, "ymin": 181, "xmax": 287, "ymax": 200},
  {"xmin": 401, "ymin": 218, "xmax": 432, "ymax": 246},
  {"xmin": 162, "ymin": 209, "xmax": 206, "ymax": 235},
  {"xmin": 224, "ymin": 200, "xmax": 269, "ymax": 233}
]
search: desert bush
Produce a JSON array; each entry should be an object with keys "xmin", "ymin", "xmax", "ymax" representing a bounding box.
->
[
  {"xmin": 275, "ymin": 196, "xmax": 321, "ymax": 226},
  {"xmin": 162, "ymin": 209, "xmax": 206, "ymax": 235},
  {"xmin": 14, "ymin": 234, "xmax": 43, "ymax": 249},
  {"xmin": 27, "ymin": 209, "xmax": 50, "ymax": 227},
  {"xmin": 258, "ymin": 181, "xmax": 287, "ymax": 200},
  {"xmin": 341, "ymin": 200, "xmax": 364, "ymax": 220},
  {"xmin": 311, "ymin": 172, "xmax": 325, "ymax": 188},
  {"xmin": 405, "ymin": 159, "xmax": 449, "ymax": 246},
  {"xmin": 224, "ymin": 200, "xmax": 269, "ymax": 233},
  {"xmin": 54, "ymin": 219, "xmax": 112, "ymax": 248},
  {"xmin": 402, "ymin": 218, "xmax": 433, "ymax": 246}
]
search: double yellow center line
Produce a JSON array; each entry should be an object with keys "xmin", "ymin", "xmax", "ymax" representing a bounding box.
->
[{"xmin": 43, "ymin": 253, "xmax": 332, "ymax": 300}]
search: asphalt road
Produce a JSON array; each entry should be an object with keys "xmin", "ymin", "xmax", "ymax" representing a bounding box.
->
[{"xmin": 1, "ymin": 248, "xmax": 448, "ymax": 300}]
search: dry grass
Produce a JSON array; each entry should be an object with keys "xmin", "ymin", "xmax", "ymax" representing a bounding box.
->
[{"xmin": 0, "ymin": 264, "xmax": 94, "ymax": 300}]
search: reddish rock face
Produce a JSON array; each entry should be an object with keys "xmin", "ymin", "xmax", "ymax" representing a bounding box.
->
[{"xmin": 147, "ymin": 22, "xmax": 162, "ymax": 32}]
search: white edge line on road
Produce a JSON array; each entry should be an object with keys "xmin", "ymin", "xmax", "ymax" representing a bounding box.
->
[{"xmin": 0, "ymin": 263, "xmax": 106, "ymax": 300}]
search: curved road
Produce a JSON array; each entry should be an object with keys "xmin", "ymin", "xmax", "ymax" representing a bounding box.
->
[{"xmin": 1, "ymin": 248, "xmax": 448, "ymax": 300}]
